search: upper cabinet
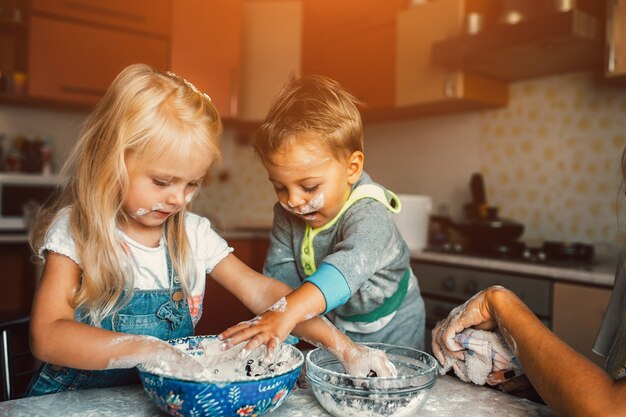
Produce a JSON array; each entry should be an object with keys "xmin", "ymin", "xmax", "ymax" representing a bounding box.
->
[
  {"xmin": 431, "ymin": 0, "xmax": 605, "ymax": 81},
  {"xmin": 170, "ymin": 0, "xmax": 242, "ymax": 119},
  {"xmin": 395, "ymin": 0, "xmax": 508, "ymax": 115},
  {"xmin": 30, "ymin": 0, "xmax": 170, "ymax": 36},
  {"xmin": 238, "ymin": 0, "xmax": 301, "ymax": 121},
  {"xmin": 171, "ymin": 0, "xmax": 301, "ymax": 122},
  {"xmin": 0, "ymin": 0, "xmax": 622, "ymax": 123},
  {"xmin": 302, "ymin": 0, "xmax": 407, "ymax": 111},
  {"xmin": 26, "ymin": 0, "xmax": 170, "ymax": 106},
  {"xmin": 605, "ymin": 0, "xmax": 626, "ymax": 82}
]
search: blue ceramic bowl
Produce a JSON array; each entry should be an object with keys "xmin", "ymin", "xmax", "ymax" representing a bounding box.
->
[{"xmin": 138, "ymin": 335, "xmax": 304, "ymax": 417}]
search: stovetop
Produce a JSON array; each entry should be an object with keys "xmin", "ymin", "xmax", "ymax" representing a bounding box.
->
[{"xmin": 425, "ymin": 240, "xmax": 596, "ymax": 269}]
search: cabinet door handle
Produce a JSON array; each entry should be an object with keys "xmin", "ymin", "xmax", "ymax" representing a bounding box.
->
[
  {"xmin": 229, "ymin": 67, "xmax": 239, "ymax": 117},
  {"xmin": 64, "ymin": 1, "xmax": 145, "ymax": 23},
  {"xmin": 444, "ymin": 74, "xmax": 456, "ymax": 98},
  {"xmin": 61, "ymin": 85, "xmax": 106, "ymax": 97},
  {"xmin": 606, "ymin": 0, "xmax": 618, "ymax": 74}
]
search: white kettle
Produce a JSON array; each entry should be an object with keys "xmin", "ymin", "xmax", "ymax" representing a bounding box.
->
[{"xmin": 393, "ymin": 194, "xmax": 433, "ymax": 252}]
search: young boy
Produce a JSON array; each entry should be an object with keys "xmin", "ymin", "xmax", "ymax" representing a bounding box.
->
[{"xmin": 251, "ymin": 75, "xmax": 425, "ymax": 350}]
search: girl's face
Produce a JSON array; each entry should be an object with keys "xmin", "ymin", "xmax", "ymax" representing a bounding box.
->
[
  {"xmin": 122, "ymin": 150, "xmax": 211, "ymax": 242},
  {"xmin": 263, "ymin": 135, "xmax": 363, "ymax": 229}
]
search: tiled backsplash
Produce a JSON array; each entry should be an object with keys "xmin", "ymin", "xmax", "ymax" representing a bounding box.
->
[{"xmin": 365, "ymin": 72, "xmax": 626, "ymax": 246}]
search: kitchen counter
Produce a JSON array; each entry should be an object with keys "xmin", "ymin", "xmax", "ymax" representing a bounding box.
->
[
  {"xmin": 411, "ymin": 250, "xmax": 616, "ymax": 288},
  {"xmin": 0, "ymin": 375, "xmax": 554, "ymax": 417}
]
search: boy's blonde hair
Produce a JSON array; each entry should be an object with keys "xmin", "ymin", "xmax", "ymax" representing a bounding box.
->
[
  {"xmin": 254, "ymin": 75, "xmax": 363, "ymax": 162},
  {"xmin": 30, "ymin": 63, "xmax": 222, "ymax": 325}
]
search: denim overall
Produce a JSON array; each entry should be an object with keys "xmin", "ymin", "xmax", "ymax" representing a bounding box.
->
[{"xmin": 26, "ymin": 251, "xmax": 194, "ymax": 397}]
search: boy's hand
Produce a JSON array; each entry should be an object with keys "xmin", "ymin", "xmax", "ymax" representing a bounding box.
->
[
  {"xmin": 218, "ymin": 297, "xmax": 299, "ymax": 356},
  {"xmin": 337, "ymin": 342, "xmax": 398, "ymax": 378}
]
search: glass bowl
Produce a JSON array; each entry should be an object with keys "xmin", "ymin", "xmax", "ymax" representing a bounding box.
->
[
  {"xmin": 306, "ymin": 343, "xmax": 438, "ymax": 417},
  {"xmin": 138, "ymin": 335, "xmax": 303, "ymax": 417}
]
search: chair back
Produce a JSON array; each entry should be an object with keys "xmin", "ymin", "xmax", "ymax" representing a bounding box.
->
[{"xmin": 1, "ymin": 316, "xmax": 35, "ymax": 401}]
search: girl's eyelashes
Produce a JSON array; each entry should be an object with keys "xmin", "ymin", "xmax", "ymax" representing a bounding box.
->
[{"xmin": 152, "ymin": 178, "xmax": 170, "ymax": 187}]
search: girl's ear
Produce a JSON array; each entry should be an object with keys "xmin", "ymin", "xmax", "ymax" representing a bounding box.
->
[{"xmin": 346, "ymin": 151, "xmax": 364, "ymax": 185}]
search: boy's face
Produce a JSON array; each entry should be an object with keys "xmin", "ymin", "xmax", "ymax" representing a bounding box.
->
[{"xmin": 263, "ymin": 134, "xmax": 363, "ymax": 228}]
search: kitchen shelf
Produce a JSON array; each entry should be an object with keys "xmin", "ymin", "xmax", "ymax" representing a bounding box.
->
[
  {"xmin": 0, "ymin": 92, "xmax": 261, "ymax": 133},
  {"xmin": 432, "ymin": 10, "xmax": 604, "ymax": 81}
]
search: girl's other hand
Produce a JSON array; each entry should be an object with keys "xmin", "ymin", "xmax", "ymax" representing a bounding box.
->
[{"xmin": 109, "ymin": 336, "xmax": 201, "ymax": 381}]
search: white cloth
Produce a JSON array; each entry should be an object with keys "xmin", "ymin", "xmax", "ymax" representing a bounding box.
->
[
  {"xmin": 440, "ymin": 328, "xmax": 521, "ymax": 385},
  {"xmin": 39, "ymin": 207, "xmax": 233, "ymax": 325}
]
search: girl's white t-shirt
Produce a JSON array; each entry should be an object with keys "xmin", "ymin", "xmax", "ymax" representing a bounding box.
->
[{"xmin": 39, "ymin": 207, "xmax": 233, "ymax": 326}]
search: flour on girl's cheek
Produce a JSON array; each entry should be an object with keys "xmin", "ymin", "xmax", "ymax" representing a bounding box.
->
[
  {"xmin": 132, "ymin": 202, "xmax": 165, "ymax": 218},
  {"xmin": 133, "ymin": 207, "xmax": 149, "ymax": 217},
  {"xmin": 132, "ymin": 190, "xmax": 196, "ymax": 219}
]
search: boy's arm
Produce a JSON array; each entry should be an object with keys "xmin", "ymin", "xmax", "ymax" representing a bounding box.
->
[{"xmin": 210, "ymin": 253, "xmax": 396, "ymax": 376}]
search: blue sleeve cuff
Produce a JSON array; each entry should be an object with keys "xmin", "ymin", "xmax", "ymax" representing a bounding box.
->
[{"xmin": 303, "ymin": 262, "xmax": 351, "ymax": 314}]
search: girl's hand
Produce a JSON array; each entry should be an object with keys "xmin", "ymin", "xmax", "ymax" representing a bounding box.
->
[
  {"xmin": 337, "ymin": 342, "xmax": 398, "ymax": 378},
  {"xmin": 218, "ymin": 298, "xmax": 299, "ymax": 356},
  {"xmin": 109, "ymin": 336, "xmax": 201, "ymax": 381},
  {"xmin": 431, "ymin": 286, "xmax": 503, "ymax": 366}
]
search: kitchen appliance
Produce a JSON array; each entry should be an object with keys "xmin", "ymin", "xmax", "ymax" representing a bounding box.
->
[
  {"xmin": 393, "ymin": 194, "xmax": 432, "ymax": 252},
  {"xmin": 417, "ymin": 234, "xmax": 596, "ymax": 356},
  {"xmin": 0, "ymin": 173, "xmax": 59, "ymax": 232},
  {"xmin": 431, "ymin": 173, "xmax": 525, "ymax": 250}
]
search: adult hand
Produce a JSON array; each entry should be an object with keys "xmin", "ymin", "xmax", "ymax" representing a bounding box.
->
[{"xmin": 431, "ymin": 286, "xmax": 505, "ymax": 366}]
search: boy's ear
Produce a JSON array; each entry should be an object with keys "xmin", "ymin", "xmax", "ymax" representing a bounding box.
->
[{"xmin": 346, "ymin": 151, "xmax": 364, "ymax": 185}]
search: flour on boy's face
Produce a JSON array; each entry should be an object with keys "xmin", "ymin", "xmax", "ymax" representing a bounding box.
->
[{"xmin": 263, "ymin": 140, "xmax": 354, "ymax": 229}]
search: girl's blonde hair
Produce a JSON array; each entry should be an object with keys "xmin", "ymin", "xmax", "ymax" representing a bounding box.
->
[
  {"xmin": 30, "ymin": 63, "xmax": 222, "ymax": 325},
  {"xmin": 254, "ymin": 75, "xmax": 363, "ymax": 162}
]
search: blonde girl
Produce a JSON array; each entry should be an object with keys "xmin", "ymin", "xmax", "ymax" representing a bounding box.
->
[{"xmin": 26, "ymin": 64, "xmax": 393, "ymax": 397}]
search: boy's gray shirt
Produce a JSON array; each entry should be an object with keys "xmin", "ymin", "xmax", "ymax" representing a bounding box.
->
[{"xmin": 263, "ymin": 172, "xmax": 412, "ymax": 318}]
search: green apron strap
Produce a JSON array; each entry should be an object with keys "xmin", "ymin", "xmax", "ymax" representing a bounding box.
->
[{"xmin": 300, "ymin": 184, "xmax": 401, "ymax": 276}]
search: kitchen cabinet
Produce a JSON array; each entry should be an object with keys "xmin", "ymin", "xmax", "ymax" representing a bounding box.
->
[
  {"xmin": 0, "ymin": 241, "xmax": 36, "ymax": 318},
  {"xmin": 606, "ymin": 0, "xmax": 626, "ymax": 82},
  {"xmin": 302, "ymin": 0, "xmax": 407, "ymax": 111},
  {"xmin": 27, "ymin": 16, "xmax": 169, "ymax": 105},
  {"xmin": 552, "ymin": 281, "xmax": 611, "ymax": 367},
  {"xmin": 27, "ymin": 1, "xmax": 170, "ymax": 105},
  {"xmin": 195, "ymin": 237, "xmax": 269, "ymax": 336},
  {"xmin": 171, "ymin": 0, "xmax": 242, "ymax": 119},
  {"xmin": 29, "ymin": 0, "xmax": 170, "ymax": 36},
  {"xmin": 395, "ymin": 0, "xmax": 508, "ymax": 117},
  {"xmin": 0, "ymin": 0, "xmax": 27, "ymax": 94},
  {"xmin": 238, "ymin": 0, "xmax": 301, "ymax": 121},
  {"xmin": 172, "ymin": 0, "xmax": 300, "ymax": 122},
  {"xmin": 431, "ymin": 2, "xmax": 604, "ymax": 81}
]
